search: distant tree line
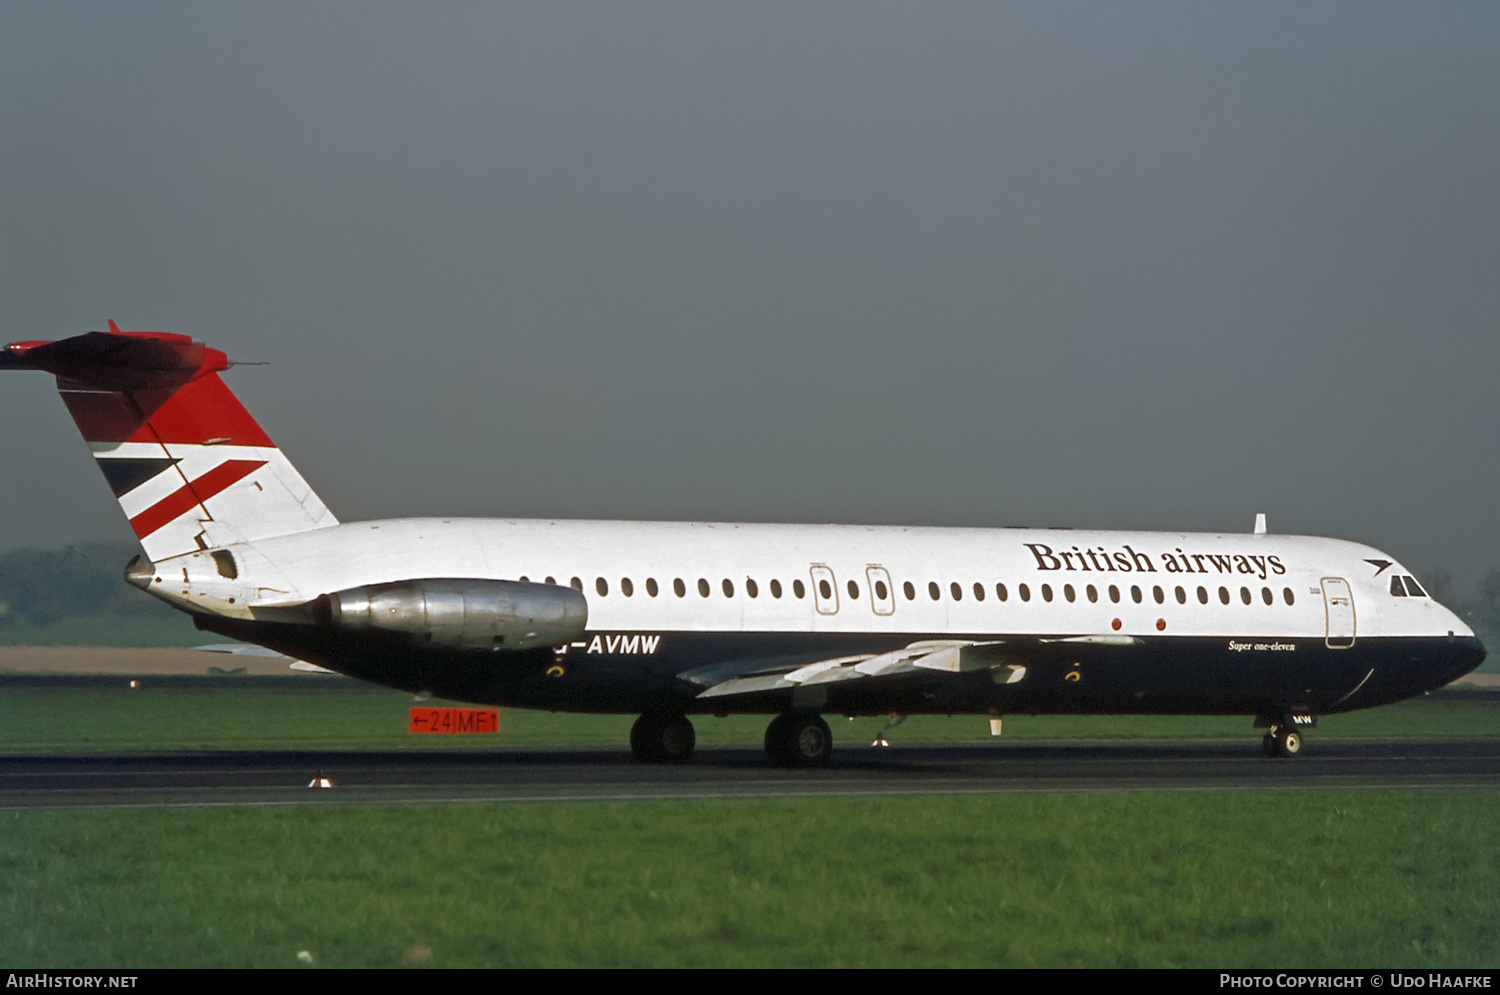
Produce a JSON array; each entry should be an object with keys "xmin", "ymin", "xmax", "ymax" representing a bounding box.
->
[
  {"xmin": 0, "ymin": 543, "xmax": 201, "ymax": 646},
  {"xmin": 1442, "ymin": 569, "xmax": 1500, "ymax": 657}
]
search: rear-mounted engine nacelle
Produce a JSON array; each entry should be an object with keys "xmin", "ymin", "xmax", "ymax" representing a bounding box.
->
[{"xmin": 318, "ymin": 579, "xmax": 588, "ymax": 651}]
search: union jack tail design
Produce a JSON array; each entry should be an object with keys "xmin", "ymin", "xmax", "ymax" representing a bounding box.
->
[{"xmin": 2, "ymin": 323, "xmax": 337, "ymax": 560}]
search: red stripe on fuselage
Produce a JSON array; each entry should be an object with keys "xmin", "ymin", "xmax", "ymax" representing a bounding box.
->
[{"xmin": 128, "ymin": 459, "xmax": 266, "ymax": 539}]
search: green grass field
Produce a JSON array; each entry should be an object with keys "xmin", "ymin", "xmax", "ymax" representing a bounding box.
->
[
  {"xmin": 3, "ymin": 684, "xmax": 1497, "ymax": 968},
  {"xmin": 2, "ymin": 683, "xmax": 1497, "ymax": 753},
  {"xmin": 4, "ymin": 792, "xmax": 1498, "ymax": 968}
]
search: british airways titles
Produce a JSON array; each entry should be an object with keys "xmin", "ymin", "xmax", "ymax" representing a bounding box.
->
[{"xmin": 1025, "ymin": 544, "xmax": 1287, "ymax": 580}]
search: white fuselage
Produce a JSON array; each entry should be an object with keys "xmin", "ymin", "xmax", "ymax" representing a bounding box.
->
[{"xmin": 147, "ymin": 517, "xmax": 1469, "ymax": 644}]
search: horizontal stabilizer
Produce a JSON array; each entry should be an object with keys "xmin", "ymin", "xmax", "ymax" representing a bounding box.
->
[{"xmin": 2, "ymin": 327, "xmax": 225, "ymax": 389}]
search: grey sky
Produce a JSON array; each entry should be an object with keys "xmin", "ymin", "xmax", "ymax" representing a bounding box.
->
[{"xmin": 2, "ymin": 3, "xmax": 1497, "ymax": 591}]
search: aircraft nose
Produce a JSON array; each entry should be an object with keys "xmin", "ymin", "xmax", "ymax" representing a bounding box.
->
[{"xmin": 1440, "ymin": 635, "xmax": 1487, "ymax": 686}]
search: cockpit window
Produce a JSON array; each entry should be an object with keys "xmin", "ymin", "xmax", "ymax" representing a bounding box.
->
[
  {"xmin": 1391, "ymin": 576, "xmax": 1407, "ymax": 597},
  {"xmin": 1403, "ymin": 576, "xmax": 1427, "ymax": 598}
]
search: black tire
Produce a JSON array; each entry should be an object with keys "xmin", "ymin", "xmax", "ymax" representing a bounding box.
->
[
  {"xmin": 1266, "ymin": 727, "xmax": 1302, "ymax": 759},
  {"xmin": 1262, "ymin": 733, "xmax": 1278, "ymax": 758},
  {"xmin": 631, "ymin": 713, "xmax": 695, "ymax": 763},
  {"xmin": 657, "ymin": 714, "xmax": 695, "ymax": 764},
  {"xmin": 766, "ymin": 712, "xmax": 832, "ymax": 767},
  {"xmin": 630, "ymin": 712, "xmax": 658, "ymax": 761},
  {"xmin": 764, "ymin": 713, "xmax": 791, "ymax": 763}
]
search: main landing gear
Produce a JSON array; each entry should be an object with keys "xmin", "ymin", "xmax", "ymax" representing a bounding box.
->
[
  {"xmin": 630, "ymin": 712, "xmax": 696, "ymax": 764},
  {"xmin": 629, "ymin": 710, "xmax": 835, "ymax": 767},
  {"xmin": 764, "ymin": 712, "xmax": 833, "ymax": 768}
]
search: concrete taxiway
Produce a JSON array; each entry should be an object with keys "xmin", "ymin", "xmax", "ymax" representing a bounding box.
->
[{"xmin": 3, "ymin": 740, "xmax": 1498, "ymax": 809}]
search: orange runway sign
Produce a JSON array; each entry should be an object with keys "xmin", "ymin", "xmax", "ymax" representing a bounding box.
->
[{"xmin": 409, "ymin": 707, "xmax": 500, "ymax": 734}]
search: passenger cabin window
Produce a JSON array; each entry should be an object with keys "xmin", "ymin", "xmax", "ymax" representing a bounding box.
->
[
  {"xmin": 929, "ymin": 582, "xmax": 940, "ymax": 601},
  {"xmin": 674, "ymin": 578, "xmax": 686, "ymax": 598},
  {"xmin": 723, "ymin": 579, "xmax": 735, "ymax": 598},
  {"xmin": 596, "ymin": 577, "xmax": 609, "ymax": 596},
  {"xmin": 867, "ymin": 567, "xmax": 895, "ymax": 615},
  {"xmin": 1283, "ymin": 588, "xmax": 1295, "ymax": 605},
  {"xmin": 996, "ymin": 583, "xmax": 1008, "ymax": 601},
  {"xmin": 1019, "ymin": 583, "xmax": 1031, "ymax": 602},
  {"xmin": 621, "ymin": 578, "xmax": 633, "ymax": 597},
  {"xmin": 698, "ymin": 578, "xmax": 710, "ymax": 597},
  {"xmin": 1063, "ymin": 584, "xmax": 1075, "ymax": 603},
  {"xmin": 771, "ymin": 579, "xmax": 783, "ymax": 598},
  {"xmin": 793, "ymin": 579, "xmax": 806, "ymax": 599},
  {"xmin": 1042, "ymin": 584, "xmax": 1053, "ymax": 602},
  {"xmin": 1109, "ymin": 585, "xmax": 1120, "ymax": 603},
  {"xmin": 903, "ymin": 581, "xmax": 916, "ymax": 600},
  {"xmin": 950, "ymin": 582, "xmax": 962, "ymax": 601},
  {"xmin": 810, "ymin": 566, "xmax": 838, "ymax": 614},
  {"xmin": 570, "ymin": 577, "xmax": 582, "ymax": 592},
  {"xmin": 1087, "ymin": 584, "xmax": 1097, "ymax": 603},
  {"xmin": 646, "ymin": 578, "xmax": 658, "ymax": 597},
  {"xmin": 747, "ymin": 578, "xmax": 759, "ymax": 598},
  {"xmin": 847, "ymin": 580, "xmax": 859, "ymax": 599},
  {"xmin": 973, "ymin": 582, "xmax": 985, "ymax": 602}
]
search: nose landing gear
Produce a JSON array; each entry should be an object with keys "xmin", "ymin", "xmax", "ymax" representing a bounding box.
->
[
  {"xmin": 1257, "ymin": 711, "xmax": 1313, "ymax": 759},
  {"xmin": 1262, "ymin": 726, "xmax": 1303, "ymax": 758}
]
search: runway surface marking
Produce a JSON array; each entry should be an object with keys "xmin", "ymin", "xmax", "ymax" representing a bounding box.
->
[{"xmin": 4, "ymin": 740, "xmax": 1497, "ymax": 809}]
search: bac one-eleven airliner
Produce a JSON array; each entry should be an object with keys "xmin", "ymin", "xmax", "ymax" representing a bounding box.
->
[{"xmin": 2, "ymin": 326, "xmax": 1486, "ymax": 764}]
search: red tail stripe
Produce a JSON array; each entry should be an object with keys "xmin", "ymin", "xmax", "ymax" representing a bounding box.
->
[
  {"xmin": 59, "ymin": 374, "xmax": 275, "ymax": 447},
  {"xmin": 128, "ymin": 459, "xmax": 267, "ymax": 540}
]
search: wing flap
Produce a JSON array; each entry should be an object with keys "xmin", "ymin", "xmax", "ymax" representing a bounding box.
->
[{"xmin": 690, "ymin": 633, "xmax": 1145, "ymax": 702}]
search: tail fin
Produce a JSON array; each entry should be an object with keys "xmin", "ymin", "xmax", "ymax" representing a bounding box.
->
[{"xmin": 2, "ymin": 323, "xmax": 337, "ymax": 560}]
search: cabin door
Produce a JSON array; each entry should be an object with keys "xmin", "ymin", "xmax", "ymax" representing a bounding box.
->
[{"xmin": 1321, "ymin": 577, "xmax": 1356, "ymax": 649}]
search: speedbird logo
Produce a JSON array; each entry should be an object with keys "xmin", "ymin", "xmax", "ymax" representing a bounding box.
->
[{"xmin": 1025, "ymin": 543, "xmax": 1286, "ymax": 580}]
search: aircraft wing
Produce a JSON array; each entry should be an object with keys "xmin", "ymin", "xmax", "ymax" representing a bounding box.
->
[
  {"xmin": 681, "ymin": 634, "xmax": 1143, "ymax": 707},
  {"xmin": 194, "ymin": 642, "xmax": 337, "ymax": 674}
]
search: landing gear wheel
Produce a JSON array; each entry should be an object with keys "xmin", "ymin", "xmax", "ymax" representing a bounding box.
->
[
  {"xmin": 630, "ymin": 713, "xmax": 695, "ymax": 764},
  {"xmin": 765, "ymin": 712, "xmax": 832, "ymax": 767},
  {"xmin": 1264, "ymin": 726, "xmax": 1302, "ymax": 759}
]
